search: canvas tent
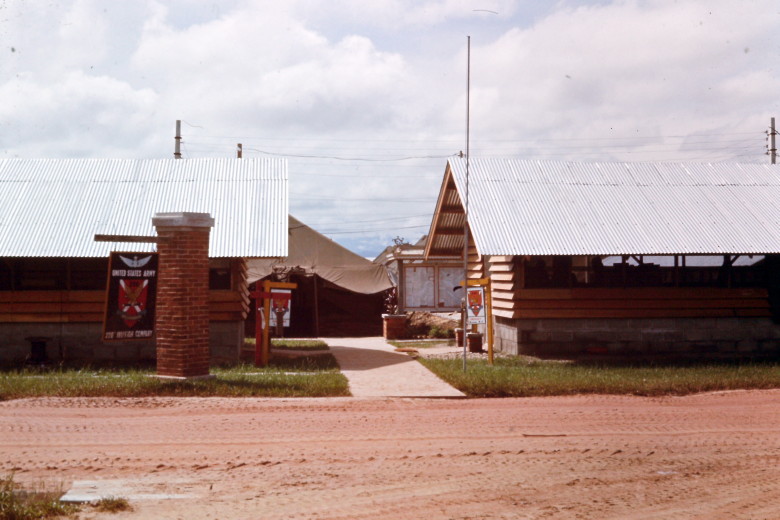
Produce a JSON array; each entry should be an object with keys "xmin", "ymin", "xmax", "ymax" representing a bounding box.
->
[
  {"xmin": 246, "ymin": 215, "xmax": 392, "ymax": 336},
  {"xmin": 247, "ymin": 215, "xmax": 391, "ymax": 293}
]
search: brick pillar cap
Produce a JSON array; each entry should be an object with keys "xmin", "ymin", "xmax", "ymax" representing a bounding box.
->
[{"xmin": 152, "ymin": 212, "xmax": 214, "ymax": 228}]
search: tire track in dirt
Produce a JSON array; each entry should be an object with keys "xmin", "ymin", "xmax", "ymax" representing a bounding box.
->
[{"xmin": 2, "ymin": 392, "xmax": 779, "ymax": 519}]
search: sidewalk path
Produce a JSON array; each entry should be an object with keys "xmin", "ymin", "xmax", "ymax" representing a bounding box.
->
[{"xmin": 325, "ymin": 337, "xmax": 465, "ymax": 398}]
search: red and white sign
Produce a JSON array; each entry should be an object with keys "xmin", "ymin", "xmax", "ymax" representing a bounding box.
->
[
  {"xmin": 466, "ymin": 286, "xmax": 486, "ymax": 325},
  {"xmin": 270, "ymin": 289, "xmax": 292, "ymax": 327}
]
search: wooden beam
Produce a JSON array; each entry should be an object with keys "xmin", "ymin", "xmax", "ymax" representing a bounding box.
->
[
  {"xmin": 438, "ymin": 205, "xmax": 463, "ymax": 214},
  {"xmin": 510, "ymin": 287, "xmax": 768, "ymax": 301},
  {"xmin": 208, "ymin": 290, "xmax": 246, "ymax": 302},
  {"xmin": 435, "ymin": 228, "xmax": 465, "ymax": 235},
  {"xmin": 208, "ymin": 301, "xmax": 249, "ymax": 313},
  {"xmin": 492, "ymin": 308, "xmax": 516, "ymax": 319},
  {"xmin": 0, "ymin": 302, "xmax": 102, "ymax": 313},
  {"xmin": 502, "ymin": 308, "xmax": 749, "ymax": 320},
  {"xmin": 427, "ymin": 248, "xmax": 461, "ymax": 257},
  {"xmin": 0, "ymin": 313, "xmax": 103, "ymax": 323},
  {"xmin": 487, "ymin": 263, "xmax": 514, "ymax": 272},
  {"xmin": 488, "ymin": 256, "xmax": 515, "ymax": 262},
  {"xmin": 0, "ymin": 290, "xmax": 105, "ymax": 303},
  {"xmin": 94, "ymin": 234, "xmax": 159, "ymax": 243},
  {"xmin": 496, "ymin": 298, "xmax": 768, "ymax": 310}
]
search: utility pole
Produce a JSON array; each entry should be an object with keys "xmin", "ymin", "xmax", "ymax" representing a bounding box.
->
[
  {"xmin": 462, "ymin": 35, "xmax": 471, "ymax": 372},
  {"xmin": 770, "ymin": 117, "xmax": 777, "ymax": 165},
  {"xmin": 174, "ymin": 120, "xmax": 182, "ymax": 159},
  {"xmin": 237, "ymin": 143, "xmax": 242, "ymax": 159}
]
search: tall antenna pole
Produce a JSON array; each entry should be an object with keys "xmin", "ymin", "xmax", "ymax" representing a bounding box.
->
[
  {"xmin": 174, "ymin": 120, "xmax": 182, "ymax": 159},
  {"xmin": 462, "ymin": 36, "xmax": 471, "ymax": 371},
  {"xmin": 771, "ymin": 117, "xmax": 777, "ymax": 165}
]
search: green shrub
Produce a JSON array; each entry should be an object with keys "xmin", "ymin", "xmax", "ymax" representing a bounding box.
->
[{"xmin": 428, "ymin": 326, "xmax": 452, "ymax": 339}]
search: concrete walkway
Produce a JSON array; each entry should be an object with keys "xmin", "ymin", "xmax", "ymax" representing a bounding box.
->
[{"xmin": 324, "ymin": 337, "xmax": 465, "ymax": 398}]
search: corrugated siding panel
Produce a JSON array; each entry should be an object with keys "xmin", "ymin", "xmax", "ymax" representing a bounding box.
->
[
  {"xmin": 0, "ymin": 158, "xmax": 288, "ymax": 258},
  {"xmin": 448, "ymin": 157, "xmax": 780, "ymax": 256}
]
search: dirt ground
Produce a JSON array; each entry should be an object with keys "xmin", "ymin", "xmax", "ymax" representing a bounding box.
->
[{"xmin": 2, "ymin": 392, "xmax": 780, "ymax": 519}]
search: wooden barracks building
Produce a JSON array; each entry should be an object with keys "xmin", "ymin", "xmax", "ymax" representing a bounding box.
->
[
  {"xmin": 0, "ymin": 158, "xmax": 288, "ymax": 364},
  {"xmin": 426, "ymin": 157, "xmax": 780, "ymax": 357}
]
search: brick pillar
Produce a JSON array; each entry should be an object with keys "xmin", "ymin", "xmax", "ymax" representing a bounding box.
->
[{"xmin": 153, "ymin": 212, "xmax": 214, "ymax": 379}]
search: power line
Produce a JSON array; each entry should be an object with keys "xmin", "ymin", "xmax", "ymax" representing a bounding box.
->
[
  {"xmin": 243, "ymin": 146, "xmax": 454, "ymax": 162},
  {"xmin": 299, "ymin": 213, "xmax": 432, "ymax": 226},
  {"xmin": 186, "ymin": 141, "xmax": 760, "ymax": 155},
  {"xmin": 318, "ymin": 224, "xmax": 430, "ymax": 235},
  {"xmin": 292, "ymin": 171, "xmax": 441, "ymax": 178},
  {"xmin": 293, "ymin": 196, "xmax": 432, "ymax": 202},
  {"xmin": 180, "ymin": 131, "xmax": 768, "ymax": 165},
  {"xmin": 188, "ymin": 130, "xmax": 763, "ymax": 144}
]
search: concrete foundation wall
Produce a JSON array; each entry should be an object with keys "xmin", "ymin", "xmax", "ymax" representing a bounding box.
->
[
  {"xmin": 1, "ymin": 322, "xmax": 244, "ymax": 365},
  {"xmin": 209, "ymin": 321, "xmax": 244, "ymax": 365},
  {"xmin": 494, "ymin": 316, "xmax": 780, "ymax": 357}
]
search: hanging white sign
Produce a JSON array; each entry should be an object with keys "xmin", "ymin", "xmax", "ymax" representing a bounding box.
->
[
  {"xmin": 270, "ymin": 289, "xmax": 292, "ymax": 327},
  {"xmin": 466, "ymin": 286, "xmax": 486, "ymax": 325}
]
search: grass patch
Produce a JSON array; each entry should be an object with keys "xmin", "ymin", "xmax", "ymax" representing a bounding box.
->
[
  {"xmin": 388, "ymin": 340, "xmax": 455, "ymax": 350},
  {"xmin": 270, "ymin": 339, "xmax": 329, "ymax": 351},
  {"xmin": 0, "ymin": 473, "xmax": 78, "ymax": 519},
  {"xmin": 418, "ymin": 356, "xmax": 780, "ymax": 397},
  {"xmin": 243, "ymin": 338, "xmax": 329, "ymax": 351},
  {"xmin": 0, "ymin": 356, "xmax": 349, "ymax": 400}
]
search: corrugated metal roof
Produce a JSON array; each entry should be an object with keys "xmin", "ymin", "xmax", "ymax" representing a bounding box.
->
[
  {"xmin": 446, "ymin": 157, "xmax": 780, "ymax": 256},
  {"xmin": 0, "ymin": 158, "xmax": 288, "ymax": 258}
]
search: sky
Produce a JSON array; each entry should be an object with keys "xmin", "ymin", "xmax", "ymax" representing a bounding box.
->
[{"xmin": 2, "ymin": 0, "xmax": 779, "ymax": 258}]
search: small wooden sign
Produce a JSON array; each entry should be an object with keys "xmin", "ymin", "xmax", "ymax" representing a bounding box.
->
[{"xmin": 466, "ymin": 286, "xmax": 486, "ymax": 325}]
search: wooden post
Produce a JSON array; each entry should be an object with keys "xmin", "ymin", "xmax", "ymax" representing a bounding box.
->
[
  {"xmin": 313, "ymin": 276, "xmax": 320, "ymax": 337},
  {"xmin": 484, "ymin": 278, "xmax": 494, "ymax": 365},
  {"xmin": 262, "ymin": 279, "xmax": 272, "ymax": 365},
  {"xmin": 275, "ymin": 309, "xmax": 285, "ymax": 337},
  {"xmin": 460, "ymin": 277, "xmax": 494, "ymax": 365},
  {"xmin": 250, "ymin": 280, "xmax": 298, "ymax": 366},
  {"xmin": 254, "ymin": 286, "xmax": 264, "ymax": 366}
]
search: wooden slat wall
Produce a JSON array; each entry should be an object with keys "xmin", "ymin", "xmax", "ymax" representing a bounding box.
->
[
  {"xmin": 467, "ymin": 243, "xmax": 483, "ymax": 280},
  {"xmin": 489, "ymin": 281, "xmax": 771, "ymax": 320},
  {"xmin": 0, "ymin": 290, "xmax": 104, "ymax": 323},
  {"xmin": 208, "ymin": 289, "xmax": 249, "ymax": 321},
  {"xmin": 486, "ymin": 256, "xmax": 522, "ymax": 318},
  {"xmin": 0, "ymin": 288, "xmax": 250, "ymax": 323}
]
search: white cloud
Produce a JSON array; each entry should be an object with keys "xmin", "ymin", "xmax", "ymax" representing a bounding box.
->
[
  {"xmin": 0, "ymin": 70, "xmax": 157, "ymax": 157},
  {"xmin": 1, "ymin": 0, "xmax": 778, "ymax": 255},
  {"xmin": 57, "ymin": 0, "xmax": 110, "ymax": 68},
  {"xmin": 128, "ymin": 2, "xmax": 411, "ymax": 135},
  {"xmin": 459, "ymin": 0, "xmax": 779, "ymax": 161}
]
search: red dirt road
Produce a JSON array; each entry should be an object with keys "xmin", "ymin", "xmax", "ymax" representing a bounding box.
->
[{"xmin": 2, "ymin": 391, "xmax": 780, "ymax": 519}]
